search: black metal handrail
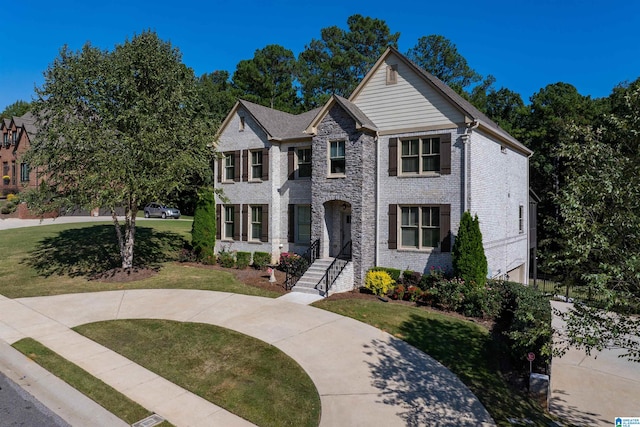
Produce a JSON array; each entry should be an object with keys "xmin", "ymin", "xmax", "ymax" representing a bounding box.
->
[
  {"xmin": 284, "ymin": 239, "xmax": 319, "ymax": 290},
  {"xmin": 317, "ymin": 240, "xmax": 352, "ymax": 296}
]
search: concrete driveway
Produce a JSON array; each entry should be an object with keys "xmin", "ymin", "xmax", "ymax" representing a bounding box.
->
[
  {"xmin": 551, "ymin": 301, "xmax": 640, "ymax": 426},
  {"xmin": 0, "ymin": 289, "xmax": 495, "ymax": 427}
]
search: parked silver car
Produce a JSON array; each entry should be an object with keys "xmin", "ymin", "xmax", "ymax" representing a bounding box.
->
[{"xmin": 143, "ymin": 203, "xmax": 180, "ymax": 219}]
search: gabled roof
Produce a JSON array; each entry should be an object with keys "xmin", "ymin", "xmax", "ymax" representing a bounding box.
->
[
  {"xmin": 305, "ymin": 95, "xmax": 377, "ymax": 135},
  {"xmin": 349, "ymin": 47, "xmax": 532, "ymax": 156},
  {"xmin": 216, "ymin": 99, "xmax": 321, "ymax": 142}
]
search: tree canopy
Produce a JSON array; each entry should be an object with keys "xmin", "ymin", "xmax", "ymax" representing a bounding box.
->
[
  {"xmin": 1, "ymin": 100, "xmax": 31, "ymax": 119},
  {"xmin": 26, "ymin": 31, "xmax": 213, "ymax": 269},
  {"xmin": 297, "ymin": 14, "xmax": 399, "ymax": 108},
  {"xmin": 232, "ymin": 44, "xmax": 299, "ymax": 113},
  {"xmin": 406, "ymin": 35, "xmax": 481, "ymax": 94},
  {"xmin": 550, "ymin": 78, "xmax": 640, "ymax": 361}
]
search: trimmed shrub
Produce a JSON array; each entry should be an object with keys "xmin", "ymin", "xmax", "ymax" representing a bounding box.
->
[
  {"xmin": 419, "ymin": 266, "xmax": 446, "ymax": 290},
  {"xmin": 236, "ymin": 252, "xmax": 251, "ymax": 269},
  {"xmin": 252, "ymin": 252, "xmax": 271, "ymax": 270},
  {"xmin": 364, "ymin": 270, "xmax": 395, "ymax": 296},
  {"xmin": 369, "ymin": 266, "xmax": 402, "ymax": 281},
  {"xmin": 461, "ymin": 284, "xmax": 502, "ymax": 319},
  {"xmin": 218, "ymin": 250, "xmax": 235, "ymax": 268},
  {"xmin": 429, "ymin": 277, "xmax": 467, "ymax": 311},
  {"xmin": 452, "ymin": 211, "xmax": 488, "ymax": 287},
  {"xmin": 191, "ymin": 188, "xmax": 216, "ymax": 262}
]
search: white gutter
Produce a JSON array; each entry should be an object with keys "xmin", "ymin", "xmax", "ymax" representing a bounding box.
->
[
  {"xmin": 462, "ymin": 120, "xmax": 479, "ymax": 212},
  {"xmin": 375, "ymin": 130, "xmax": 380, "ymax": 266}
]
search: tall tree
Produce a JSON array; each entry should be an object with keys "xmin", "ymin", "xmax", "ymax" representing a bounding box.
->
[
  {"xmin": 297, "ymin": 14, "xmax": 400, "ymax": 108},
  {"xmin": 1, "ymin": 100, "xmax": 31, "ymax": 119},
  {"xmin": 406, "ymin": 35, "xmax": 481, "ymax": 95},
  {"xmin": 198, "ymin": 70, "xmax": 237, "ymax": 127},
  {"xmin": 523, "ymin": 83, "xmax": 600, "ymax": 270},
  {"xmin": 26, "ymin": 31, "xmax": 213, "ymax": 269},
  {"xmin": 552, "ymin": 78, "xmax": 640, "ymax": 362},
  {"xmin": 232, "ymin": 44, "xmax": 299, "ymax": 112}
]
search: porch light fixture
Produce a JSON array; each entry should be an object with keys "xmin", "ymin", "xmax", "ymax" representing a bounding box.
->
[{"xmin": 341, "ymin": 203, "xmax": 347, "ymax": 211}]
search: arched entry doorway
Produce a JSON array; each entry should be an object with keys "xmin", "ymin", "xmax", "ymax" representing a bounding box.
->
[{"xmin": 322, "ymin": 200, "xmax": 352, "ymax": 258}]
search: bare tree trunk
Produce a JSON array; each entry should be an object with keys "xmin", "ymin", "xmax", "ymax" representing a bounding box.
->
[{"xmin": 112, "ymin": 201, "xmax": 137, "ymax": 269}]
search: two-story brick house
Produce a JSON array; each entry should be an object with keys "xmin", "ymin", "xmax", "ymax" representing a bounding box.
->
[
  {"xmin": 214, "ymin": 47, "xmax": 532, "ymax": 295},
  {"xmin": 0, "ymin": 112, "xmax": 39, "ymax": 195}
]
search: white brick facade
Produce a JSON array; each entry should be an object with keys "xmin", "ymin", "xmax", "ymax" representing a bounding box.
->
[{"xmin": 214, "ymin": 47, "xmax": 532, "ymax": 288}]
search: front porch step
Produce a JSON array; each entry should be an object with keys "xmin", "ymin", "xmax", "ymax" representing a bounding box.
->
[{"xmin": 290, "ymin": 258, "xmax": 334, "ymax": 296}]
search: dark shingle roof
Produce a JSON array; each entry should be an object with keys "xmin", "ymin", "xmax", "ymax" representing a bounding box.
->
[{"xmin": 239, "ymin": 100, "xmax": 321, "ymax": 141}]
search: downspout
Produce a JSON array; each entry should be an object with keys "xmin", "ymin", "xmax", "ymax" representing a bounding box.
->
[
  {"xmin": 462, "ymin": 120, "xmax": 479, "ymax": 212},
  {"xmin": 375, "ymin": 130, "xmax": 380, "ymax": 267}
]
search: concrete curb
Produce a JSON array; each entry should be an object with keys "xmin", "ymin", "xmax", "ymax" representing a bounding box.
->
[{"xmin": 0, "ymin": 340, "xmax": 128, "ymax": 427}]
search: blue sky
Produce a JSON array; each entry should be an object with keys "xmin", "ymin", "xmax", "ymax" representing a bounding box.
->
[{"xmin": 2, "ymin": 0, "xmax": 638, "ymax": 112}]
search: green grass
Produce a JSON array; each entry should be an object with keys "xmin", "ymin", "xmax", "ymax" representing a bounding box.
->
[
  {"xmin": 0, "ymin": 221, "xmax": 279, "ymax": 298},
  {"xmin": 75, "ymin": 320, "xmax": 320, "ymax": 427},
  {"xmin": 12, "ymin": 338, "xmax": 172, "ymax": 426},
  {"xmin": 313, "ymin": 299, "xmax": 556, "ymax": 427}
]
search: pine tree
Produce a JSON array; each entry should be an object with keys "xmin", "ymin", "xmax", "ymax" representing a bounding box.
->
[
  {"xmin": 452, "ymin": 212, "xmax": 488, "ymax": 286},
  {"xmin": 191, "ymin": 188, "xmax": 216, "ymax": 262}
]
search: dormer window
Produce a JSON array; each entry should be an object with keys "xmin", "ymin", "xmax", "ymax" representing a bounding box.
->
[{"xmin": 12, "ymin": 131, "xmax": 17, "ymax": 145}]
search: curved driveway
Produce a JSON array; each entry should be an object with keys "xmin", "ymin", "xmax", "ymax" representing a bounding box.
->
[{"xmin": 0, "ymin": 289, "xmax": 494, "ymax": 426}]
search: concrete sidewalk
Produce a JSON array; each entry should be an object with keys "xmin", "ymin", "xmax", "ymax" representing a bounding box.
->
[
  {"xmin": 551, "ymin": 301, "xmax": 640, "ymax": 426},
  {"xmin": 0, "ymin": 289, "xmax": 495, "ymax": 427}
]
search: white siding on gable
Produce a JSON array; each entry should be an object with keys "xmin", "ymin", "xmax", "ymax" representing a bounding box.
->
[{"xmin": 352, "ymin": 53, "xmax": 465, "ymax": 130}]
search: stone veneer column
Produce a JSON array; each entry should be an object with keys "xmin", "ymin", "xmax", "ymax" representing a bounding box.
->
[{"xmin": 310, "ymin": 105, "xmax": 377, "ymax": 288}]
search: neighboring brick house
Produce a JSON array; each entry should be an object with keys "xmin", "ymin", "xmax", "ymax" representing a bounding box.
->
[
  {"xmin": 214, "ymin": 47, "xmax": 532, "ymax": 294},
  {"xmin": 0, "ymin": 112, "xmax": 39, "ymax": 195}
]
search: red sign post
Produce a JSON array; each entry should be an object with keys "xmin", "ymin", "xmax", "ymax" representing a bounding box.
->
[{"xmin": 527, "ymin": 352, "xmax": 535, "ymax": 374}]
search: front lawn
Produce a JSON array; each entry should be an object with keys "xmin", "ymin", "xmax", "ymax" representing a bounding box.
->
[
  {"xmin": 313, "ymin": 298, "xmax": 556, "ymax": 427},
  {"xmin": 75, "ymin": 320, "xmax": 320, "ymax": 427},
  {"xmin": 0, "ymin": 221, "xmax": 280, "ymax": 298}
]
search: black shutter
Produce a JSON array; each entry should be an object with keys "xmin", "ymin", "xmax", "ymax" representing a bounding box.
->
[
  {"xmin": 389, "ymin": 138, "xmax": 398, "ymax": 176},
  {"xmin": 288, "ymin": 204, "xmax": 295, "ymax": 242},
  {"xmin": 439, "ymin": 204, "xmax": 451, "ymax": 252},
  {"xmin": 217, "ymin": 157, "xmax": 222, "ymax": 182},
  {"xmin": 261, "ymin": 204, "xmax": 269, "ymax": 242},
  {"xmin": 288, "ymin": 147, "xmax": 295, "ymax": 180},
  {"xmin": 233, "ymin": 204, "xmax": 241, "ymax": 241},
  {"xmin": 234, "ymin": 151, "xmax": 241, "ymax": 182},
  {"xmin": 262, "ymin": 149, "xmax": 269, "ymax": 181},
  {"xmin": 388, "ymin": 204, "xmax": 397, "ymax": 249},
  {"xmin": 242, "ymin": 150, "xmax": 248, "ymax": 181},
  {"xmin": 241, "ymin": 205, "xmax": 248, "ymax": 241},
  {"xmin": 216, "ymin": 204, "xmax": 221, "ymax": 240},
  {"xmin": 440, "ymin": 133, "xmax": 451, "ymax": 175}
]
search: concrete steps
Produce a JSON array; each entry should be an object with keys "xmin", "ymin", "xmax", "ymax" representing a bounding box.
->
[{"xmin": 291, "ymin": 258, "xmax": 334, "ymax": 296}]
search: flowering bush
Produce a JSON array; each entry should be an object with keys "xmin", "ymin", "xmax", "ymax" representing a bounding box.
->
[
  {"xmin": 6, "ymin": 193, "xmax": 18, "ymax": 203},
  {"xmin": 278, "ymin": 252, "xmax": 308, "ymax": 275},
  {"xmin": 364, "ymin": 270, "xmax": 395, "ymax": 296},
  {"xmin": 429, "ymin": 277, "xmax": 467, "ymax": 311}
]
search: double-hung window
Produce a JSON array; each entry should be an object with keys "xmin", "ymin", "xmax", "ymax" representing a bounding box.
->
[
  {"xmin": 297, "ymin": 148, "xmax": 312, "ymax": 178},
  {"xmin": 224, "ymin": 206, "xmax": 235, "ymax": 240},
  {"xmin": 250, "ymin": 206, "xmax": 262, "ymax": 241},
  {"xmin": 20, "ymin": 163, "xmax": 30, "ymax": 182},
  {"xmin": 329, "ymin": 140, "xmax": 345, "ymax": 175},
  {"xmin": 401, "ymin": 137, "xmax": 440, "ymax": 174},
  {"xmin": 224, "ymin": 153, "xmax": 235, "ymax": 181},
  {"xmin": 400, "ymin": 206, "xmax": 440, "ymax": 249},
  {"xmin": 251, "ymin": 151, "xmax": 262, "ymax": 180}
]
